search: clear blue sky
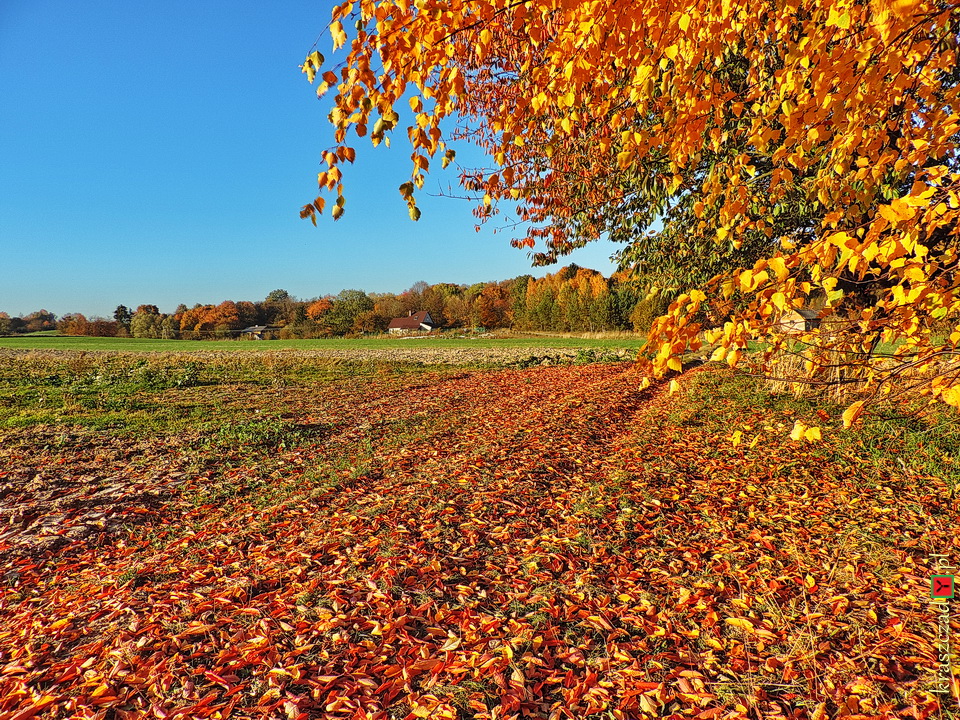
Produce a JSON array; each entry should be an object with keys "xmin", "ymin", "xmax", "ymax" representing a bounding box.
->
[{"xmin": 0, "ymin": 0, "xmax": 620, "ymax": 319}]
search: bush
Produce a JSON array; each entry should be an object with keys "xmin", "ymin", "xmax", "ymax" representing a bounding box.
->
[{"xmin": 629, "ymin": 295, "xmax": 671, "ymax": 332}]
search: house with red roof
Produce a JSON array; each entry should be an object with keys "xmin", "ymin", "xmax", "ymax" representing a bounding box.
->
[{"xmin": 387, "ymin": 310, "xmax": 436, "ymax": 335}]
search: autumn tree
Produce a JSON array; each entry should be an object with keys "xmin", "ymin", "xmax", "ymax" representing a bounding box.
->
[
  {"xmin": 175, "ymin": 302, "xmax": 241, "ymax": 339},
  {"xmin": 327, "ymin": 289, "xmax": 375, "ymax": 335},
  {"xmin": 262, "ymin": 290, "xmax": 297, "ymax": 326},
  {"xmin": 525, "ymin": 278, "xmax": 560, "ymax": 331},
  {"xmin": 509, "ymin": 275, "xmax": 533, "ymax": 328},
  {"xmin": 352, "ymin": 309, "xmax": 390, "ymax": 334},
  {"xmin": 371, "ymin": 293, "xmax": 403, "ymax": 321},
  {"xmin": 113, "ymin": 305, "xmax": 132, "ymax": 329},
  {"xmin": 476, "ymin": 283, "xmax": 512, "ymax": 329},
  {"xmin": 304, "ymin": 0, "xmax": 960, "ymax": 421},
  {"xmin": 236, "ymin": 301, "xmax": 259, "ymax": 328},
  {"xmin": 265, "ymin": 289, "xmax": 291, "ymax": 304},
  {"xmin": 130, "ymin": 306, "xmax": 163, "ymax": 339},
  {"xmin": 159, "ymin": 314, "xmax": 180, "ymax": 339},
  {"xmin": 306, "ymin": 297, "xmax": 333, "ymax": 321},
  {"xmin": 58, "ymin": 314, "xmax": 89, "ymax": 336},
  {"xmin": 22, "ymin": 310, "xmax": 57, "ymax": 333},
  {"xmin": 442, "ymin": 291, "xmax": 476, "ymax": 328},
  {"xmin": 419, "ymin": 285, "xmax": 448, "ymax": 327},
  {"xmin": 87, "ymin": 318, "xmax": 119, "ymax": 337}
]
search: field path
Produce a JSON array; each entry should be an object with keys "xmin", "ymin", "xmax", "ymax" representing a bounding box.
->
[{"xmin": 0, "ymin": 363, "xmax": 955, "ymax": 719}]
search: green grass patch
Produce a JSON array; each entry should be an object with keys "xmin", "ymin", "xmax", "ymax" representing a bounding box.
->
[{"xmin": 672, "ymin": 366, "xmax": 960, "ymax": 492}]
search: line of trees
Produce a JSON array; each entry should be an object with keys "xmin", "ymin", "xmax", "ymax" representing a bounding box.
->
[{"xmin": 0, "ymin": 266, "xmax": 675, "ymax": 339}]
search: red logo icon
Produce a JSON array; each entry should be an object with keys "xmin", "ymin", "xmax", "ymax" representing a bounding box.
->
[{"xmin": 931, "ymin": 575, "xmax": 954, "ymax": 599}]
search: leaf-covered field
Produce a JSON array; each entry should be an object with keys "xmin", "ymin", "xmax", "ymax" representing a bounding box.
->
[{"xmin": 0, "ymin": 352, "xmax": 957, "ymax": 719}]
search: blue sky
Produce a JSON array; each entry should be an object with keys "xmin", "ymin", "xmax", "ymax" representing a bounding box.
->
[{"xmin": 0, "ymin": 0, "xmax": 621, "ymax": 318}]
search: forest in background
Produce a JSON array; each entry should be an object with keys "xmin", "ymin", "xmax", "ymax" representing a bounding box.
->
[{"xmin": 0, "ymin": 265, "xmax": 669, "ymax": 339}]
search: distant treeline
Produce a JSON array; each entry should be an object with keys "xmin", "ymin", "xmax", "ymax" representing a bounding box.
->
[{"xmin": 1, "ymin": 265, "xmax": 670, "ymax": 339}]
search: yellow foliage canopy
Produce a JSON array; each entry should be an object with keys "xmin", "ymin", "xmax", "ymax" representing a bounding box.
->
[{"xmin": 303, "ymin": 0, "xmax": 960, "ymax": 417}]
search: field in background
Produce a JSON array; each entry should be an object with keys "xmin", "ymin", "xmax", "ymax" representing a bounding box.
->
[
  {"xmin": 0, "ymin": 332, "xmax": 646, "ymax": 353},
  {"xmin": 0, "ymin": 351, "xmax": 957, "ymax": 718}
]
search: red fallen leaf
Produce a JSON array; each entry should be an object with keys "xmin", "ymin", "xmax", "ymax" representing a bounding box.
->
[
  {"xmin": 6, "ymin": 695, "xmax": 58, "ymax": 720},
  {"xmin": 194, "ymin": 691, "xmax": 220, "ymax": 709},
  {"xmin": 49, "ymin": 667, "xmax": 80, "ymax": 684},
  {"xmin": 203, "ymin": 670, "xmax": 233, "ymax": 690}
]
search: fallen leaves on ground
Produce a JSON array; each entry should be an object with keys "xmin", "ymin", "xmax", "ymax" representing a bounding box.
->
[{"xmin": 0, "ymin": 362, "xmax": 956, "ymax": 719}]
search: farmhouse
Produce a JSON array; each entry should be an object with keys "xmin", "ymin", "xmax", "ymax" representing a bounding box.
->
[
  {"xmin": 239, "ymin": 325, "xmax": 279, "ymax": 340},
  {"xmin": 778, "ymin": 309, "xmax": 821, "ymax": 333},
  {"xmin": 387, "ymin": 310, "xmax": 436, "ymax": 335}
]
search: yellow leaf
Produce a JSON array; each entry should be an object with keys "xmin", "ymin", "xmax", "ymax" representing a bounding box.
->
[
  {"xmin": 878, "ymin": 199, "xmax": 916, "ymax": 223},
  {"xmin": 841, "ymin": 400, "xmax": 865, "ymax": 427},
  {"xmin": 639, "ymin": 694, "xmax": 659, "ymax": 714},
  {"xmin": 412, "ymin": 703, "xmax": 434, "ymax": 718},
  {"xmin": 891, "ymin": 0, "xmax": 919, "ymax": 16},
  {"xmin": 678, "ymin": 12, "xmax": 691, "ymax": 31},
  {"xmin": 439, "ymin": 636, "xmax": 461, "ymax": 651},
  {"xmin": 724, "ymin": 618, "xmax": 755, "ymax": 632},
  {"xmin": 710, "ymin": 346, "xmax": 727, "ymax": 362},
  {"xmin": 878, "ymin": 204, "xmax": 899, "ymax": 223},
  {"xmin": 768, "ymin": 256, "xmax": 788, "ymax": 281},
  {"xmin": 669, "ymin": 379, "xmax": 680, "ymax": 394},
  {"xmin": 731, "ymin": 430, "xmax": 743, "ymax": 447},
  {"xmin": 790, "ymin": 421, "xmax": 806, "ymax": 441},
  {"xmin": 804, "ymin": 426, "xmax": 822, "ymax": 442},
  {"xmin": 667, "ymin": 357, "xmax": 682, "ymax": 372}
]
